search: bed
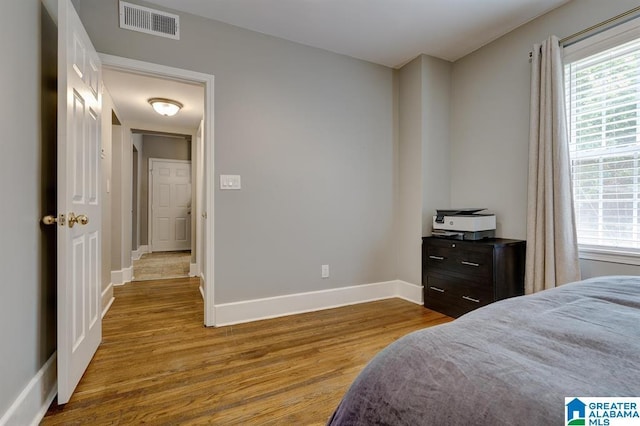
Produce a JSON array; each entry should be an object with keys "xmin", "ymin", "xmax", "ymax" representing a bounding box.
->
[{"xmin": 328, "ymin": 275, "xmax": 640, "ymax": 425}]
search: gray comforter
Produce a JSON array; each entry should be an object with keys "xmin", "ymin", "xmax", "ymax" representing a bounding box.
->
[{"xmin": 328, "ymin": 276, "xmax": 640, "ymax": 425}]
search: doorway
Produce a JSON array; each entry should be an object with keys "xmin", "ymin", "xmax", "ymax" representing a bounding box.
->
[
  {"xmin": 134, "ymin": 143, "xmax": 193, "ymax": 281},
  {"xmin": 100, "ymin": 54, "xmax": 215, "ymax": 326}
]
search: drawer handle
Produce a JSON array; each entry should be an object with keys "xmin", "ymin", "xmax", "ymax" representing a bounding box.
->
[
  {"xmin": 429, "ymin": 255, "xmax": 445, "ymax": 260},
  {"xmin": 461, "ymin": 261, "xmax": 480, "ymax": 267},
  {"xmin": 429, "ymin": 286, "xmax": 445, "ymax": 293},
  {"xmin": 462, "ymin": 295, "xmax": 480, "ymax": 303}
]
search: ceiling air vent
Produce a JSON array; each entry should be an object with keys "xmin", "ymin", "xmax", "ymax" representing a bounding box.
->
[{"xmin": 119, "ymin": 1, "xmax": 180, "ymax": 40}]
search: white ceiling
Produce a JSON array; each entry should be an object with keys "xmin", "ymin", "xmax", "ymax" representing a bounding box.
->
[
  {"xmin": 144, "ymin": 0, "xmax": 570, "ymax": 67},
  {"xmin": 102, "ymin": 68, "xmax": 204, "ymax": 131}
]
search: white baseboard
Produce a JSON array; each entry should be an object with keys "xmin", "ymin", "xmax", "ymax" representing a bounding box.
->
[
  {"xmin": 131, "ymin": 245, "xmax": 149, "ymax": 261},
  {"xmin": 111, "ymin": 266, "xmax": 133, "ymax": 286},
  {"xmin": 0, "ymin": 352, "xmax": 57, "ymax": 426},
  {"xmin": 199, "ymin": 285, "xmax": 204, "ymax": 300},
  {"xmin": 111, "ymin": 269, "xmax": 123, "ymax": 286},
  {"xmin": 214, "ymin": 280, "xmax": 423, "ymax": 327},
  {"xmin": 189, "ymin": 263, "xmax": 198, "ymax": 277},
  {"xmin": 101, "ymin": 282, "xmax": 115, "ymax": 318},
  {"xmin": 395, "ymin": 280, "xmax": 423, "ymax": 304},
  {"xmin": 102, "ymin": 297, "xmax": 115, "ymax": 318}
]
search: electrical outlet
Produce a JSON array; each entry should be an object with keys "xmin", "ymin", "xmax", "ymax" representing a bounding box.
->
[{"xmin": 321, "ymin": 264, "xmax": 329, "ymax": 278}]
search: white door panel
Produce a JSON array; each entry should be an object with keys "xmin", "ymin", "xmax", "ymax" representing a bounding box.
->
[
  {"xmin": 159, "ymin": 184, "xmax": 170, "ymax": 206},
  {"xmin": 150, "ymin": 159, "xmax": 192, "ymax": 252},
  {"xmin": 175, "ymin": 218, "xmax": 188, "ymax": 241},
  {"xmin": 158, "ymin": 217, "xmax": 170, "ymax": 241},
  {"xmin": 57, "ymin": 0, "xmax": 102, "ymax": 404}
]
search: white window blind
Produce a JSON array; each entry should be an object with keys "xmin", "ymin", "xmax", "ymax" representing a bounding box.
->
[{"xmin": 565, "ymin": 35, "xmax": 640, "ymax": 252}]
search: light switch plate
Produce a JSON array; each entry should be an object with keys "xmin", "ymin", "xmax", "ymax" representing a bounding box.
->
[{"xmin": 220, "ymin": 174, "xmax": 241, "ymax": 190}]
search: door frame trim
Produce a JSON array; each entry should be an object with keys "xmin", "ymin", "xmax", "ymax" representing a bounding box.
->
[
  {"xmin": 148, "ymin": 158, "xmax": 192, "ymax": 253},
  {"xmin": 99, "ymin": 53, "xmax": 216, "ymax": 326}
]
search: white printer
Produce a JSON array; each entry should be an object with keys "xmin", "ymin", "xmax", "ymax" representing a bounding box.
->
[{"xmin": 432, "ymin": 208, "xmax": 496, "ymax": 240}]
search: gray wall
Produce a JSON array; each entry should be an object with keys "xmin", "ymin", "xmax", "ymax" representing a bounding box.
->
[
  {"xmin": 0, "ymin": 1, "xmax": 57, "ymax": 416},
  {"xmin": 120, "ymin": 128, "xmax": 133, "ymax": 274},
  {"xmin": 76, "ymin": 0, "xmax": 396, "ymax": 303},
  {"xmin": 110, "ymin": 125, "xmax": 123, "ymax": 271},
  {"xmin": 140, "ymin": 134, "xmax": 191, "ymax": 246},
  {"xmin": 131, "ymin": 133, "xmax": 143, "ymax": 250},
  {"xmin": 449, "ymin": 0, "xmax": 640, "ymax": 276},
  {"xmin": 395, "ymin": 54, "xmax": 452, "ymax": 286},
  {"xmin": 101, "ymin": 91, "xmax": 114, "ymax": 296},
  {"xmin": 421, "ymin": 55, "xmax": 452, "ymax": 233},
  {"xmin": 396, "ymin": 57, "xmax": 423, "ymax": 285}
]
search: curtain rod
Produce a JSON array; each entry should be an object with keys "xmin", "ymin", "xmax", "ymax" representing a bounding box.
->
[
  {"xmin": 560, "ymin": 5, "xmax": 640, "ymax": 45},
  {"xmin": 528, "ymin": 5, "xmax": 640, "ymax": 59}
]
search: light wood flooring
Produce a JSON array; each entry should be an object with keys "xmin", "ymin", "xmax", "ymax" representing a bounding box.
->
[
  {"xmin": 133, "ymin": 251, "xmax": 191, "ymax": 281},
  {"xmin": 42, "ymin": 278, "xmax": 452, "ymax": 425}
]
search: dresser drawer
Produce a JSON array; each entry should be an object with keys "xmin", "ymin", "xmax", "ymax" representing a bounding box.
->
[
  {"xmin": 426, "ymin": 242, "xmax": 493, "ymax": 279},
  {"xmin": 425, "ymin": 287, "xmax": 465, "ymax": 318},
  {"xmin": 425, "ymin": 275, "xmax": 491, "ymax": 318},
  {"xmin": 426, "ymin": 274, "xmax": 493, "ymax": 305}
]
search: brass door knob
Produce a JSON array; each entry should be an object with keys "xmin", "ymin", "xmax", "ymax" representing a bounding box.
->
[{"xmin": 68, "ymin": 213, "xmax": 89, "ymax": 228}]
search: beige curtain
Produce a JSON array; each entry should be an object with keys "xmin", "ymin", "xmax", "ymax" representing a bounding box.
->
[{"xmin": 525, "ymin": 35, "xmax": 581, "ymax": 294}]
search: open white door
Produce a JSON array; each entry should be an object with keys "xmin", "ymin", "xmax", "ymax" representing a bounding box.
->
[{"xmin": 57, "ymin": 0, "xmax": 102, "ymax": 404}]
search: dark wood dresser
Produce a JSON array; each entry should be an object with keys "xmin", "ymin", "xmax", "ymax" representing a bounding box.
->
[{"xmin": 422, "ymin": 237, "xmax": 526, "ymax": 318}]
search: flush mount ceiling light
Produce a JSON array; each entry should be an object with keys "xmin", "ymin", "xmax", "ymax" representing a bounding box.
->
[{"xmin": 148, "ymin": 98, "xmax": 183, "ymax": 116}]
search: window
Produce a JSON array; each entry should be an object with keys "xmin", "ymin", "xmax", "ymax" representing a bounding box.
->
[{"xmin": 564, "ymin": 20, "xmax": 640, "ymax": 258}]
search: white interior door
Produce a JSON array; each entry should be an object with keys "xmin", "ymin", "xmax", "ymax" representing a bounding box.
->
[
  {"xmin": 57, "ymin": 0, "xmax": 102, "ymax": 404},
  {"xmin": 150, "ymin": 159, "xmax": 192, "ymax": 252}
]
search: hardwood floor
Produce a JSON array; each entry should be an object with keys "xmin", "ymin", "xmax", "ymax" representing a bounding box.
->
[
  {"xmin": 42, "ymin": 278, "xmax": 452, "ymax": 425},
  {"xmin": 133, "ymin": 251, "xmax": 191, "ymax": 281}
]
